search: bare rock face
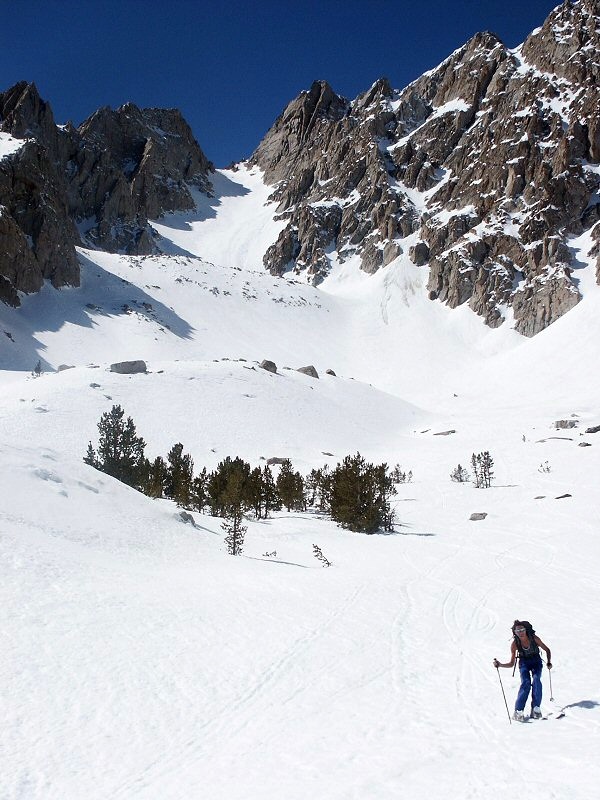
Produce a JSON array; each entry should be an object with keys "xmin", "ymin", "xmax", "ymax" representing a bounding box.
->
[
  {"xmin": 0, "ymin": 85, "xmax": 80, "ymax": 306},
  {"xmin": 0, "ymin": 81, "xmax": 214, "ymax": 305},
  {"xmin": 75, "ymin": 103, "xmax": 213, "ymax": 251},
  {"xmin": 250, "ymin": 2, "xmax": 600, "ymax": 335}
]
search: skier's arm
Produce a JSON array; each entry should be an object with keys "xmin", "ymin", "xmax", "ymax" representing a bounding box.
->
[
  {"xmin": 493, "ymin": 641, "xmax": 517, "ymax": 668},
  {"xmin": 535, "ymin": 636, "xmax": 552, "ymax": 668}
]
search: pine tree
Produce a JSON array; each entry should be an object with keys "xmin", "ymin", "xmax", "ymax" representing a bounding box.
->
[
  {"xmin": 144, "ymin": 456, "xmax": 168, "ymax": 498},
  {"xmin": 471, "ymin": 451, "xmax": 494, "ymax": 488},
  {"xmin": 246, "ymin": 467, "xmax": 264, "ymax": 519},
  {"xmin": 165, "ymin": 443, "xmax": 194, "ymax": 507},
  {"xmin": 276, "ymin": 459, "xmax": 305, "ymax": 511},
  {"xmin": 221, "ymin": 469, "xmax": 248, "ymax": 556},
  {"xmin": 84, "ymin": 405, "xmax": 146, "ymax": 489},
  {"xmin": 261, "ymin": 465, "xmax": 280, "ymax": 518},
  {"xmin": 374, "ymin": 463, "xmax": 397, "ymax": 532},
  {"xmin": 207, "ymin": 457, "xmax": 251, "ymax": 516},
  {"xmin": 190, "ymin": 467, "xmax": 208, "ymax": 512},
  {"xmin": 329, "ymin": 453, "xmax": 395, "ymax": 533},
  {"xmin": 450, "ymin": 464, "xmax": 470, "ymax": 483}
]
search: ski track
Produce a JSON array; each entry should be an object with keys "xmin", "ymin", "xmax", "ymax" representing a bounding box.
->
[{"xmin": 113, "ymin": 582, "xmax": 369, "ymax": 798}]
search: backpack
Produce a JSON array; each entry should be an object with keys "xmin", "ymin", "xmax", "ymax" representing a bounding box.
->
[{"xmin": 512, "ymin": 620, "xmax": 539, "ymax": 658}]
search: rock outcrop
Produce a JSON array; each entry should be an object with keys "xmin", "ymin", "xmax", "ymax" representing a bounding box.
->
[
  {"xmin": 0, "ymin": 82, "xmax": 213, "ymax": 306},
  {"xmin": 250, "ymin": 0, "xmax": 600, "ymax": 335}
]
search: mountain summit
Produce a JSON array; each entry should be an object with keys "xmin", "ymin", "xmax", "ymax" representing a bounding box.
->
[
  {"xmin": 250, "ymin": 0, "xmax": 600, "ymax": 335},
  {"xmin": 1, "ymin": 1, "xmax": 599, "ymax": 336}
]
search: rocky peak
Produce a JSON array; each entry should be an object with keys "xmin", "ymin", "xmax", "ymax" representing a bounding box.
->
[
  {"xmin": 76, "ymin": 101, "xmax": 213, "ymax": 227},
  {"xmin": 250, "ymin": 2, "xmax": 600, "ymax": 336},
  {"xmin": 0, "ymin": 81, "xmax": 58, "ymax": 149},
  {"xmin": 522, "ymin": 0, "xmax": 599, "ymax": 83},
  {"xmin": 251, "ymin": 80, "xmax": 349, "ymax": 184},
  {"xmin": 0, "ymin": 82, "xmax": 214, "ymax": 306}
]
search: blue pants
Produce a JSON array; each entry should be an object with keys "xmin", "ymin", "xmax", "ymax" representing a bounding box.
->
[{"xmin": 516, "ymin": 657, "xmax": 543, "ymax": 711}]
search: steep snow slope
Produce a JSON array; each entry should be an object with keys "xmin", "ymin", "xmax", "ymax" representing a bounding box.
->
[{"xmin": 1, "ymin": 165, "xmax": 600, "ymax": 800}]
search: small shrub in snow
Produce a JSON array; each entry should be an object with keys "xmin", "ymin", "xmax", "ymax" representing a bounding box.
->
[
  {"xmin": 392, "ymin": 464, "xmax": 413, "ymax": 483},
  {"xmin": 450, "ymin": 464, "xmax": 470, "ymax": 483},
  {"xmin": 32, "ymin": 360, "xmax": 42, "ymax": 377},
  {"xmin": 538, "ymin": 461, "xmax": 551, "ymax": 473},
  {"xmin": 262, "ymin": 550, "xmax": 277, "ymax": 558},
  {"xmin": 313, "ymin": 544, "xmax": 332, "ymax": 567},
  {"xmin": 471, "ymin": 451, "xmax": 494, "ymax": 488}
]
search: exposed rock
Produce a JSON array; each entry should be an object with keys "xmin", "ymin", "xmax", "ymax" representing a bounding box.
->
[
  {"xmin": 325, "ymin": 369, "xmax": 337, "ymax": 376},
  {"xmin": 178, "ymin": 511, "xmax": 197, "ymax": 526},
  {"xmin": 297, "ymin": 365, "xmax": 319, "ymax": 378},
  {"xmin": 555, "ymin": 493, "xmax": 572, "ymax": 499},
  {"xmin": 57, "ymin": 364, "xmax": 75, "ymax": 371},
  {"xmin": 470, "ymin": 512, "xmax": 488, "ymax": 521},
  {"xmin": 266, "ymin": 457, "xmax": 289, "ymax": 465},
  {"xmin": 0, "ymin": 81, "xmax": 214, "ymax": 304},
  {"xmin": 409, "ymin": 242, "xmax": 430, "ymax": 266},
  {"xmin": 578, "ymin": 442, "xmax": 592, "ymax": 447},
  {"xmin": 260, "ymin": 359, "xmax": 277, "ymax": 374},
  {"xmin": 554, "ymin": 419, "xmax": 578, "ymax": 429},
  {"xmin": 249, "ymin": 3, "xmax": 599, "ymax": 334},
  {"xmin": 585, "ymin": 424, "xmax": 600, "ymax": 434},
  {"xmin": 109, "ymin": 360, "xmax": 147, "ymax": 374},
  {"xmin": 433, "ymin": 430, "xmax": 456, "ymax": 436}
]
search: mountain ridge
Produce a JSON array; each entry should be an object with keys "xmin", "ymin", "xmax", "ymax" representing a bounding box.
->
[{"xmin": 1, "ymin": 0, "xmax": 599, "ymax": 339}]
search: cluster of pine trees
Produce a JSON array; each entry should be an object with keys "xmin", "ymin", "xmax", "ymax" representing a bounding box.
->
[{"xmin": 84, "ymin": 405, "xmax": 401, "ymax": 537}]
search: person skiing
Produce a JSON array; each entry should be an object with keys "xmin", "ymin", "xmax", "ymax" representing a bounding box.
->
[{"xmin": 493, "ymin": 620, "xmax": 552, "ymax": 721}]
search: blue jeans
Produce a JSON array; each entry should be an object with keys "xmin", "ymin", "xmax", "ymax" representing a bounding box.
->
[{"xmin": 516, "ymin": 657, "xmax": 543, "ymax": 711}]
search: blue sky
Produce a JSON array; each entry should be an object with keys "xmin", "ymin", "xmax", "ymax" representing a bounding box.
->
[{"xmin": 1, "ymin": 0, "xmax": 559, "ymax": 167}]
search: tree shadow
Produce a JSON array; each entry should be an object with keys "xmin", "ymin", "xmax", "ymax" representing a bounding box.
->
[{"xmin": 247, "ymin": 556, "xmax": 309, "ymax": 569}]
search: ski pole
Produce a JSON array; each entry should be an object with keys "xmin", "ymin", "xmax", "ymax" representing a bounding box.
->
[
  {"xmin": 496, "ymin": 666, "xmax": 512, "ymax": 724},
  {"xmin": 549, "ymin": 668, "xmax": 554, "ymax": 702}
]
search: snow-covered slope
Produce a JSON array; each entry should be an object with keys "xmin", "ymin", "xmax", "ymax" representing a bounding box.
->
[{"xmin": 2, "ymin": 165, "xmax": 600, "ymax": 799}]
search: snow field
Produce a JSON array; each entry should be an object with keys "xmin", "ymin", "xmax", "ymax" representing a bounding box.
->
[{"xmin": 1, "ymin": 164, "xmax": 600, "ymax": 799}]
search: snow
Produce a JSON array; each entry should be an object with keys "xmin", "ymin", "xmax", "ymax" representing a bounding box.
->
[
  {"xmin": 0, "ymin": 130, "xmax": 25, "ymax": 159},
  {"xmin": 2, "ymin": 164, "xmax": 600, "ymax": 799}
]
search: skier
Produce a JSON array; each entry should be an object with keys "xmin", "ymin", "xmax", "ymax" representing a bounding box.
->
[{"xmin": 493, "ymin": 620, "xmax": 552, "ymax": 721}]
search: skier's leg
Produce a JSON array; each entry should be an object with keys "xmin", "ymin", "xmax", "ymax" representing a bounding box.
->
[
  {"xmin": 531, "ymin": 662, "xmax": 543, "ymax": 709},
  {"xmin": 515, "ymin": 664, "xmax": 531, "ymax": 712}
]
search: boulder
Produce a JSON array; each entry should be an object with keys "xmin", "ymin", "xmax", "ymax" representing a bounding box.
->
[
  {"xmin": 266, "ymin": 457, "xmax": 288, "ymax": 465},
  {"xmin": 260, "ymin": 359, "xmax": 277, "ymax": 374},
  {"xmin": 325, "ymin": 368, "xmax": 337, "ymax": 376},
  {"xmin": 110, "ymin": 360, "xmax": 147, "ymax": 374},
  {"xmin": 470, "ymin": 512, "xmax": 488, "ymax": 521},
  {"xmin": 554, "ymin": 419, "xmax": 577, "ymax": 429},
  {"xmin": 297, "ymin": 365, "xmax": 319, "ymax": 379},
  {"xmin": 585, "ymin": 425, "xmax": 600, "ymax": 434}
]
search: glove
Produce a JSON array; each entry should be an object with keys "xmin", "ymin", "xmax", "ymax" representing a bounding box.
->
[
  {"xmin": 547, "ymin": 661, "xmax": 552, "ymax": 669},
  {"xmin": 493, "ymin": 658, "xmax": 500, "ymax": 668}
]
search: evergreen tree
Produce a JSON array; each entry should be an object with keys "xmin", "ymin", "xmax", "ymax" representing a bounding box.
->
[
  {"xmin": 471, "ymin": 451, "xmax": 494, "ymax": 488},
  {"xmin": 208, "ymin": 456, "xmax": 251, "ymax": 516},
  {"xmin": 246, "ymin": 466, "xmax": 264, "ymax": 519},
  {"xmin": 329, "ymin": 452, "xmax": 394, "ymax": 533},
  {"xmin": 145, "ymin": 455, "xmax": 168, "ymax": 498},
  {"xmin": 221, "ymin": 467, "xmax": 248, "ymax": 556},
  {"xmin": 374, "ymin": 463, "xmax": 397, "ymax": 532},
  {"xmin": 84, "ymin": 405, "xmax": 146, "ymax": 489},
  {"xmin": 165, "ymin": 443, "xmax": 195, "ymax": 507},
  {"xmin": 450, "ymin": 463, "xmax": 470, "ymax": 483},
  {"xmin": 276, "ymin": 459, "xmax": 305, "ymax": 511},
  {"xmin": 261, "ymin": 465, "xmax": 280, "ymax": 518},
  {"xmin": 190, "ymin": 467, "xmax": 208, "ymax": 513}
]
